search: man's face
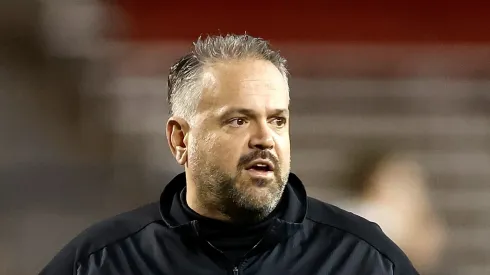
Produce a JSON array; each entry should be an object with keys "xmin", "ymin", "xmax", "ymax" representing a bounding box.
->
[{"xmin": 187, "ymin": 59, "xmax": 290, "ymax": 222}]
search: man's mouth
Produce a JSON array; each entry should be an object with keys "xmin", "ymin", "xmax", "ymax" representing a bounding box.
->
[{"xmin": 245, "ymin": 160, "xmax": 274, "ymax": 172}]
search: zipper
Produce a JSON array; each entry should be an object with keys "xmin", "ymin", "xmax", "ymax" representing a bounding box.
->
[
  {"xmin": 231, "ymin": 237, "xmax": 264, "ymax": 275},
  {"xmin": 204, "ymin": 239, "xmax": 241, "ymax": 275},
  {"xmin": 244, "ymin": 237, "xmax": 264, "ymax": 257},
  {"xmin": 192, "ymin": 221, "xmax": 236, "ymax": 273}
]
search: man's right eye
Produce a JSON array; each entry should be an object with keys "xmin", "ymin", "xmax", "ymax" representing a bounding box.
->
[{"xmin": 229, "ymin": 118, "xmax": 248, "ymax": 128}]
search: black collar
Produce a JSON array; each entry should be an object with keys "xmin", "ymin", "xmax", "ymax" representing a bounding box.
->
[{"xmin": 159, "ymin": 172, "xmax": 308, "ymax": 247}]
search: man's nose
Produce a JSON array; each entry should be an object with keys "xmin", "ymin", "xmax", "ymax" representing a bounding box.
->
[{"xmin": 249, "ymin": 122, "xmax": 274, "ymax": 150}]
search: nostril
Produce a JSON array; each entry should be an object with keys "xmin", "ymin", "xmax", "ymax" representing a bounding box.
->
[{"xmin": 253, "ymin": 143, "xmax": 273, "ymax": 150}]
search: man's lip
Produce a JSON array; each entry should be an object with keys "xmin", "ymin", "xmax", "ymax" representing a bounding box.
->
[{"xmin": 245, "ymin": 159, "xmax": 275, "ymax": 171}]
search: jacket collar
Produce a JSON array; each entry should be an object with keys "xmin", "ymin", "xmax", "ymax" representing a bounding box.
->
[{"xmin": 159, "ymin": 172, "xmax": 307, "ymax": 243}]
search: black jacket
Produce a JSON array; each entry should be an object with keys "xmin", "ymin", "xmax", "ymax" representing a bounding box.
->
[{"xmin": 40, "ymin": 173, "xmax": 419, "ymax": 275}]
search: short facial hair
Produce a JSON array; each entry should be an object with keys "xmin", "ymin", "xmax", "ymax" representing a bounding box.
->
[{"xmin": 193, "ymin": 150, "xmax": 289, "ymax": 224}]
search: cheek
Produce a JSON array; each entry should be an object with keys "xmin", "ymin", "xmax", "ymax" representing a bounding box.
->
[
  {"xmin": 276, "ymin": 140, "xmax": 291, "ymax": 174},
  {"xmin": 276, "ymin": 136, "xmax": 291, "ymax": 159},
  {"xmin": 190, "ymin": 132, "xmax": 215, "ymax": 155},
  {"xmin": 281, "ymin": 148, "xmax": 291, "ymax": 170},
  {"xmin": 211, "ymin": 135, "xmax": 244, "ymax": 162},
  {"xmin": 187, "ymin": 132, "xmax": 212, "ymax": 163},
  {"xmin": 190, "ymin": 132, "xmax": 240, "ymax": 164}
]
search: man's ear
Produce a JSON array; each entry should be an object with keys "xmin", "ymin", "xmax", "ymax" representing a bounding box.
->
[{"xmin": 166, "ymin": 117, "xmax": 190, "ymax": 165}]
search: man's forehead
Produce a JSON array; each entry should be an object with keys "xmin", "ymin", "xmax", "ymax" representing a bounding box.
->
[
  {"xmin": 197, "ymin": 60, "xmax": 289, "ymax": 112},
  {"xmin": 205, "ymin": 59, "xmax": 286, "ymax": 85},
  {"xmin": 216, "ymin": 106, "xmax": 290, "ymax": 116},
  {"xmin": 205, "ymin": 74, "xmax": 288, "ymax": 98},
  {"xmin": 202, "ymin": 89, "xmax": 290, "ymax": 111},
  {"xmin": 235, "ymin": 78, "xmax": 284, "ymax": 90}
]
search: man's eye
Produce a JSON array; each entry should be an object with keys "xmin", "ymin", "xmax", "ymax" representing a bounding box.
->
[
  {"xmin": 272, "ymin": 117, "xmax": 287, "ymax": 127},
  {"xmin": 229, "ymin": 118, "xmax": 248, "ymax": 127}
]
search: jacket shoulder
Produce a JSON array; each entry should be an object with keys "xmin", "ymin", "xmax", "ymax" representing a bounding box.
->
[
  {"xmin": 75, "ymin": 202, "xmax": 161, "ymax": 254},
  {"xmin": 40, "ymin": 202, "xmax": 162, "ymax": 274},
  {"xmin": 306, "ymin": 197, "xmax": 418, "ymax": 274}
]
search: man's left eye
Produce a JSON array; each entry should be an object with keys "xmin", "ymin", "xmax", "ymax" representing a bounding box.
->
[{"xmin": 272, "ymin": 118, "xmax": 287, "ymax": 127}]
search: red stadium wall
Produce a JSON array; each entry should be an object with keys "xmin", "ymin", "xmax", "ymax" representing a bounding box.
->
[{"xmin": 117, "ymin": 1, "xmax": 490, "ymax": 43}]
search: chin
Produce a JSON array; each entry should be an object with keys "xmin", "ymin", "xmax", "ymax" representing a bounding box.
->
[{"xmin": 240, "ymin": 187, "xmax": 279, "ymax": 207}]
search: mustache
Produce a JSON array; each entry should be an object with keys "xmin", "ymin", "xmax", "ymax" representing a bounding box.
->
[{"xmin": 238, "ymin": 150, "xmax": 279, "ymax": 169}]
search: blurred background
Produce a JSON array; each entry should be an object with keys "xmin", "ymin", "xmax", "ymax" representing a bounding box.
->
[{"xmin": 1, "ymin": 1, "xmax": 490, "ymax": 274}]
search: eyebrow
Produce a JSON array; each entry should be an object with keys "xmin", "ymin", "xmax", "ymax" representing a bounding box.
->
[{"xmin": 219, "ymin": 108, "xmax": 289, "ymax": 119}]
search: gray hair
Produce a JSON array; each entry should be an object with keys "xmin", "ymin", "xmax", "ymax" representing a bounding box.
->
[{"xmin": 167, "ymin": 34, "xmax": 289, "ymax": 122}]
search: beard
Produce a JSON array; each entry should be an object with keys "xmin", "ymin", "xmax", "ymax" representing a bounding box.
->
[{"xmin": 189, "ymin": 149, "xmax": 289, "ymax": 224}]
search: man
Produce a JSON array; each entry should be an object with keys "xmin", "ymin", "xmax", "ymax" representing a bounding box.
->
[{"xmin": 40, "ymin": 34, "xmax": 419, "ymax": 275}]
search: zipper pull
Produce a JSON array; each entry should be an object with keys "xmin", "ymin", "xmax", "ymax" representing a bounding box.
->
[{"xmin": 233, "ymin": 266, "xmax": 239, "ymax": 275}]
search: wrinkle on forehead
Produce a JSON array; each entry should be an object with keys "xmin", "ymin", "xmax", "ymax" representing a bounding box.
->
[
  {"xmin": 238, "ymin": 78, "xmax": 283, "ymax": 91},
  {"xmin": 207, "ymin": 59, "xmax": 287, "ymax": 86}
]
